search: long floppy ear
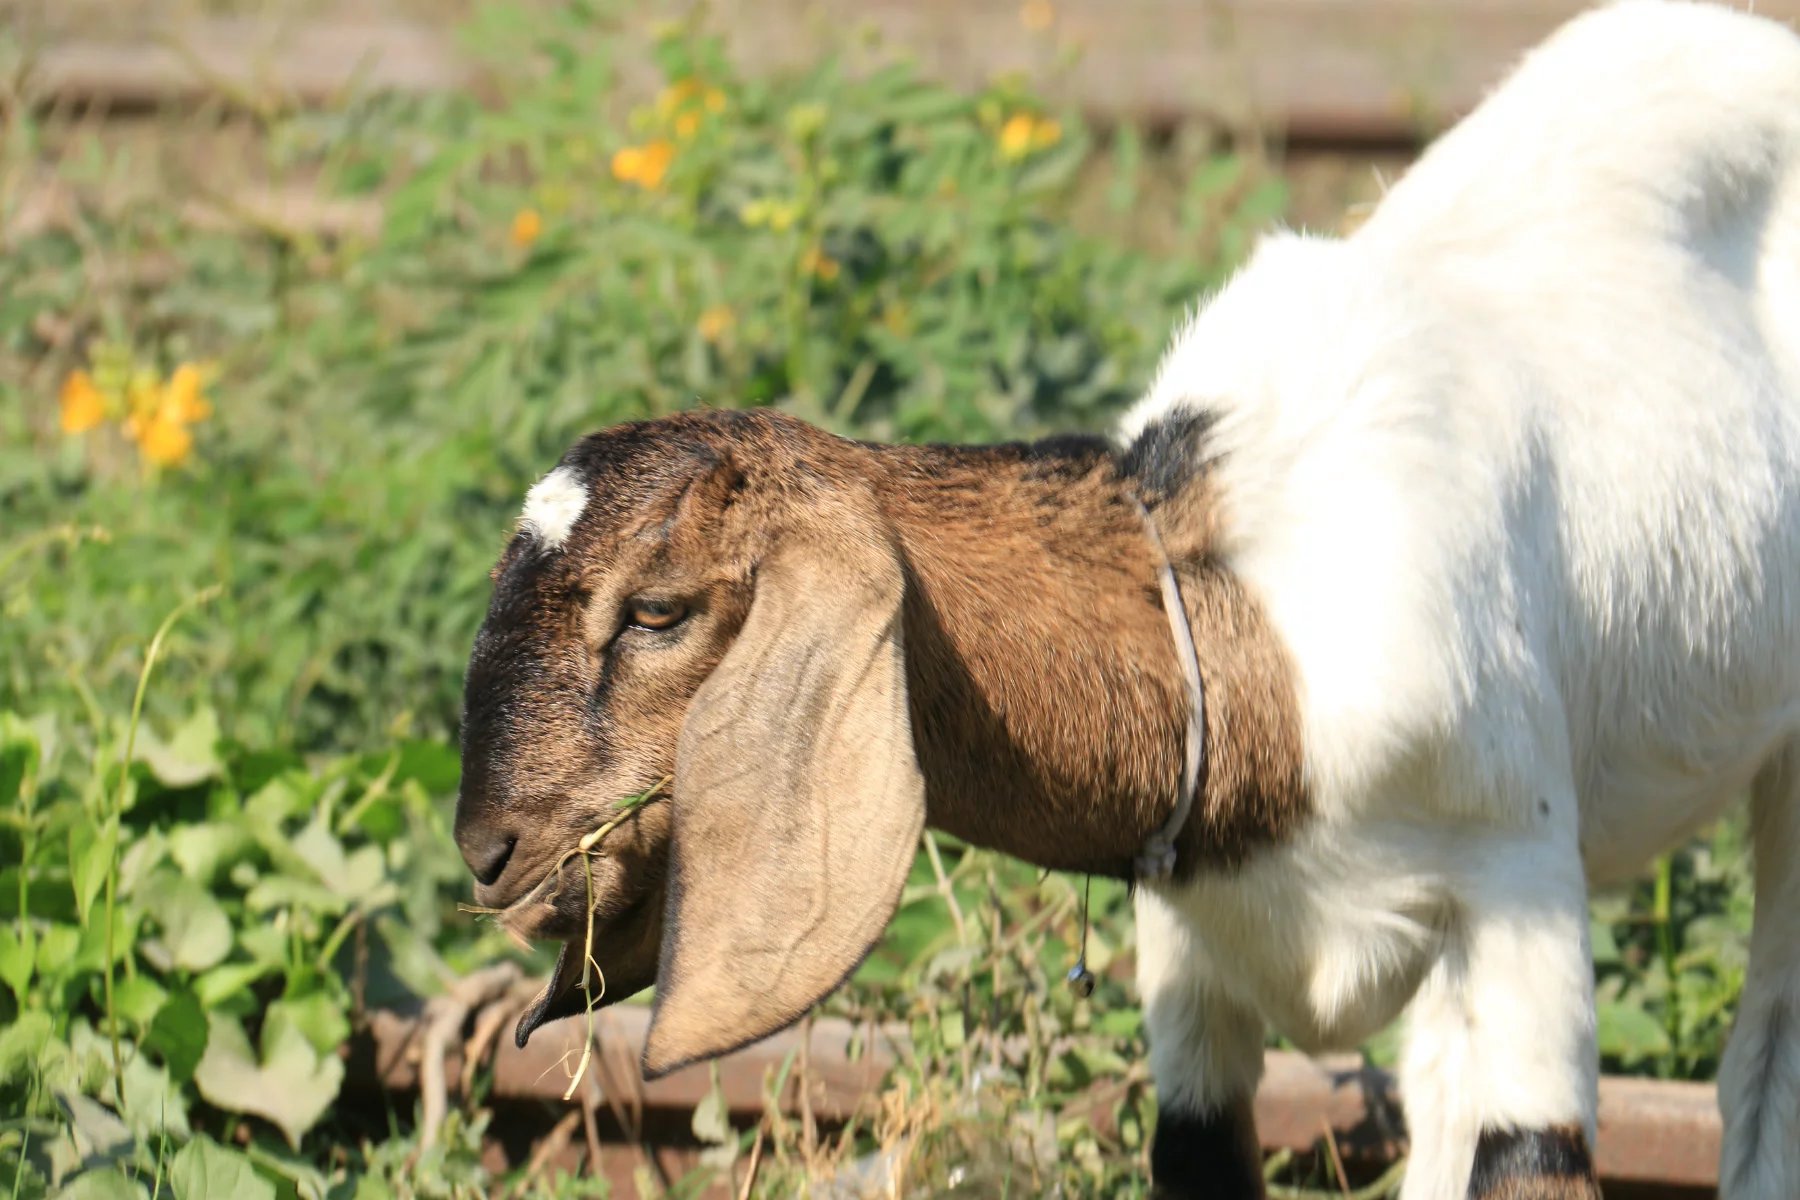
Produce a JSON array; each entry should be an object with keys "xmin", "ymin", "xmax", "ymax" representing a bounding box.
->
[{"xmin": 642, "ymin": 509, "xmax": 926, "ymax": 1078}]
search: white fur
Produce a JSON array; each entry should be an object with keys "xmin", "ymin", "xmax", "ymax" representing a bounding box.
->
[
  {"xmin": 521, "ymin": 466, "xmax": 588, "ymax": 549},
  {"xmin": 1122, "ymin": 3, "xmax": 1800, "ymax": 1195}
]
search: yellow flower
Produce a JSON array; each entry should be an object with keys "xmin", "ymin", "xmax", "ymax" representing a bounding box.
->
[
  {"xmin": 59, "ymin": 370, "xmax": 106, "ymax": 433},
  {"xmin": 510, "ymin": 208, "xmax": 543, "ymax": 248},
  {"xmin": 998, "ymin": 112, "xmax": 1061, "ymax": 160},
  {"xmin": 165, "ymin": 364, "xmax": 212, "ymax": 423},
  {"xmin": 800, "ymin": 246, "xmax": 840, "ymax": 283},
  {"xmin": 657, "ymin": 78, "xmax": 703, "ymax": 118},
  {"xmin": 697, "ymin": 304, "xmax": 736, "ymax": 344},
  {"xmin": 123, "ymin": 374, "xmax": 163, "ymax": 435},
  {"xmin": 998, "ymin": 114, "xmax": 1037, "ymax": 160},
  {"xmin": 1020, "ymin": 0, "xmax": 1055, "ymax": 31},
  {"xmin": 657, "ymin": 78, "xmax": 726, "ymax": 134},
  {"xmin": 138, "ymin": 416, "xmax": 194, "ymax": 468},
  {"xmin": 611, "ymin": 140, "xmax": 675, "ymax": 190}
]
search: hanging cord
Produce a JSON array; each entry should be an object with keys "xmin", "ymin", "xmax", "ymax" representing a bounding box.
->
[
  {"xmin": 1066, "ymin": 491, "xmax": 1206, "ymax": 996},
  {"xmin": 1066, "ymin": 874, "xmax": 1096, "ymax": 997},
  {"xmin": 1130, "ymin": 492, "xmax": 1205, "ymax": 881}
]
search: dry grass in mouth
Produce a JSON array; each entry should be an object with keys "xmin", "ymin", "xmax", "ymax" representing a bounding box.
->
[{"xmin": 457, "ymin": 776, "xmax": 671, "ymax": 1097}]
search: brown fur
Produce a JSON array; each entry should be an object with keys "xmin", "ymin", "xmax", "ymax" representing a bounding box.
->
[
  {"xmin": 454, "ymin": 408, "xmax": 1310, "ymax": 1056},
  {"xmin": 878, "ymin": 440, "xmax": 1309, "ymax": 876}
]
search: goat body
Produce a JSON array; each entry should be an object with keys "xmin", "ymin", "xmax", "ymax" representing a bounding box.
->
[{"xmin": 1124, "ymin": 3, "xmax": 1800, "ymax": 1196}]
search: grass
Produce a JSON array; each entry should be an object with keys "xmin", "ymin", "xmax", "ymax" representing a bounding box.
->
[{"xmin": 0, "ymin": 1, "xmax": 1756, "ymax": 1196}]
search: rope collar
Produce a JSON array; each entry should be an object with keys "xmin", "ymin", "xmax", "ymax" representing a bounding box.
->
[{"xmin": 1129, "ymin": 494, "xmax": 1204, "ymax": 881}]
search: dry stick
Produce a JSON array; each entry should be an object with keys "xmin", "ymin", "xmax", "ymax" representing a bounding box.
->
[
  {"xmin": 922, "ymin": 832, "xmax": 968, "ymax": 945},
  {"xmin": 507, "ymin": 1108, "xmax": 584, "ymax": 1200},
  {"xmin": 1268, "ymin": 1158, "xmax": 1407, "ymax": 1200},
  {"xmin": 579, "ymin": 1073, "xmax": 605, "ymax": 1179},
  {"xmin": 1322, "ymin": 1117, "xmax": 1352, "ymax": 1196},
  {"xmin": 417, "ymin": 962, "xmax": 523, "ymax": 1153},
  {"xmin": 798, "ymin": 1015, "xmax": 818, "ymax": 1168},
  {"xmin": 461, "ymin": 980, "xmax": 538, "ymax": 1098},
  {"xmin": 737, "ymin": 1125, "xmax": 766, "ymax": 1200}
]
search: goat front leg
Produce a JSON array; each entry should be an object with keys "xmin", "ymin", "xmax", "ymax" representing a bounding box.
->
[
  {"xmin": 1136, "ymin": 885, "xmax": 1267, "ymax": 1199},
  {"xmin": 1400, "ymin": 826, "xmax": 1601, "ymax": 1200},
  {"xmin": 1718, "ymin": 741, "xmax": 1800, "ymax": 1199}
]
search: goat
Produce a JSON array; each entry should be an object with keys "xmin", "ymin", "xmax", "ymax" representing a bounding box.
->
[{"xmin": 454, "ymin": 2, "xmax": 1800, "ymax": 1196}]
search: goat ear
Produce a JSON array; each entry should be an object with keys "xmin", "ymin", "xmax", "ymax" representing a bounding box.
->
[{"xmin": 643, "ymin": 516, "xmax": 925, "ymax": 1078}]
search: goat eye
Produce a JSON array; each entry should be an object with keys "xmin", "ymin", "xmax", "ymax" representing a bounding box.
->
[{"xmin": 627, "ymin": 599, "xmax": 687, "ymax": 632}]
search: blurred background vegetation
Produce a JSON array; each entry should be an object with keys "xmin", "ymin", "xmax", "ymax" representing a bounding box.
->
[{"xmin": 0, "ymin": 1, "xmax": 1757, "ymax": 1197}]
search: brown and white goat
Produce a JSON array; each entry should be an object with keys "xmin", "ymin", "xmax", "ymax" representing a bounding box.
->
[{"xmin": 457, "ymin": 3, "xmax": 1800, "ymax": 1197}]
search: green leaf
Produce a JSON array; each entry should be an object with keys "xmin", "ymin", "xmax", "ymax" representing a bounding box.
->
[
  {"xmin": 55, "ymin": 1168, "xmax": 148, "ymax": 1200},
  {"xmin": 114, "ymin": 1049, "xmax": 191, "ymax": 1140},
  {"xmin": 111, "ymin": 976, "xmax": 169, "ymax": 1028},
  {"xmin": 137, "ymin": 872, "xmax": 233, "ymax": 973},
  {"xmin": 55, "ymin": 1090, "xmax": 133, "ymax": 1166},
  {"xmin": 169, "ymin": 1135, "xmax": 275, "ymax": 1200},
  {"xmin": 134, "ymin": 708, "xmax": 224, "ymax": 790},
  {"xmin": 193, "ymin": 1013, "xmax": 343, "ymax": 1148},
  {"xmin": 0, "ymin": 921, "xmax": 34, "ymax": 1001},
  {"xmin": 0, "ymin": 1010, "xmax": 53, "ymax": 1083},
  {"xmin": 1598, "ymin": 1000, "xmax": 1673, "ymax": 1065},
  {"xmin": 68, "ymin": 826, "xmax": 116, "ymax": 924},
  {"xmin": 0, "ymin": 712, "xmax": 43, "ymax": 805},
  {"xmin": 691, "ymin": 1077, "xmax": 731, "ymax": 1146},
  {"xmin": 264, "ymin": 992, "xmax": 350, "ymax": 1059},
  {"xmin": 145, "ymin": 989, "xmax": 208, "ymax": 1082},
  {"xmin": 168, "ymin": 822, "xmax": 255, "ymax": 886},
  {"xmin": 34, "ymin": 925, "xmax": 79, "ymax": 978},
  {"xmin": 192, "ymin": 962, "xmax": 272, "ymax": 1009}
]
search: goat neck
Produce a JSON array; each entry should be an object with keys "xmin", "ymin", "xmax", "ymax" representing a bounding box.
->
[{"xmin": 870, "ymin": 434, "xmax": 1308, "ymax": 880}]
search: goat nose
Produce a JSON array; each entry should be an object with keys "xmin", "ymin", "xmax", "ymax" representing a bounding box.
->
[{"xmin": 464, "ymin": 833, "xmax": 518, "ymax": 888}]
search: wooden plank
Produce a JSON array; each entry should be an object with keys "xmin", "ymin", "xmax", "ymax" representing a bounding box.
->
[
  {"xmin": 33, "ymin": 1, "xmax": 1800, "ymax": 140},
  {"xmin": 359, "ymin": 1003, "xmax": 1724, "ymax": 1191}
]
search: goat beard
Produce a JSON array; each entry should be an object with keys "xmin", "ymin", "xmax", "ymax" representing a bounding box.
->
[{"xmin": 512, "ymin": 882, "xmax": 667, "ymax": 1049}]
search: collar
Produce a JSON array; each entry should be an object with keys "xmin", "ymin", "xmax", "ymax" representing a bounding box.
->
[{"xmin": 1129, "ymin": 494, "xmax": 1204, "ymax": 880}]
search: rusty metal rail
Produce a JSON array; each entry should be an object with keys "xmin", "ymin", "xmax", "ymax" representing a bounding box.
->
[{"xmin": 355, "ymin": 1002, "xmax": 1722, "ymax": 1195}]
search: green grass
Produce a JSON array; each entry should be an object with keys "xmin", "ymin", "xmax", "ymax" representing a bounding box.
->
[{"xmin": 0, "ymin": 2, "xmax": 1753, "ymax": 1197}]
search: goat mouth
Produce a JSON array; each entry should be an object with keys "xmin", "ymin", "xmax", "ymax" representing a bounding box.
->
[
  {"xmin": 514, "ymin": 937, "xmax": 589, "ymax": 1049},
  {"xmin": 512, "ymin": 887, "xmax": 663, "ymax": 1049}
]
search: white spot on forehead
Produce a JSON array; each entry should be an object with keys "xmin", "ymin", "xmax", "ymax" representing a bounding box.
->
[{"xmin": 520, "ymin": 466, "xmax": 588, "ymax": 550}]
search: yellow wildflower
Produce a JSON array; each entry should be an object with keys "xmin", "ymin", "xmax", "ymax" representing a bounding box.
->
[
  {"xmin": 697, "ymin": 304, "xmax": 736, "ymax": 344},
  {"xmin": 165, "ymin": 364, "xmax": 212, "ymax": 423},
  {"xmin": 656, "ymin": 79, "xmax": 703, "ymax": 118},
  {"xmin": 998, "ymin": 114, "xmax": 1036, "ymax": 160},
  {"xmin": 800, "ymin": 246, "xmax": 840, "ymax": 283},
  {"xmin": 740, "ymin": 198, "xmax": 801, "ymax": 231},
  {"xmin": 998, "ymin": 112, "xmax": 1061, "ymax": 160},
  {"xmin": 59, "ymin": 370, "xmax": 107, "ymax": 433},
  {"xmin": 1020, "ymin": 0, "xmax": 1055, "ymax": 31},
  {"xmin": 612, "ymin": 140, "xmax": 675, "ymax": 190},
  {"xmin": 510, "ymin": 208, "xmax": 544, "ymax": 248},
  {"xmin": 114, "ymin": 362, "xmax": 213, "ymax": 467},
  {"xmin": 138, "ymin": 416, "xmax": 194, "ymax": 468},
  {"xmin": 658, "ymin": 78, "xmax": 726, "ymax": 134}
]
